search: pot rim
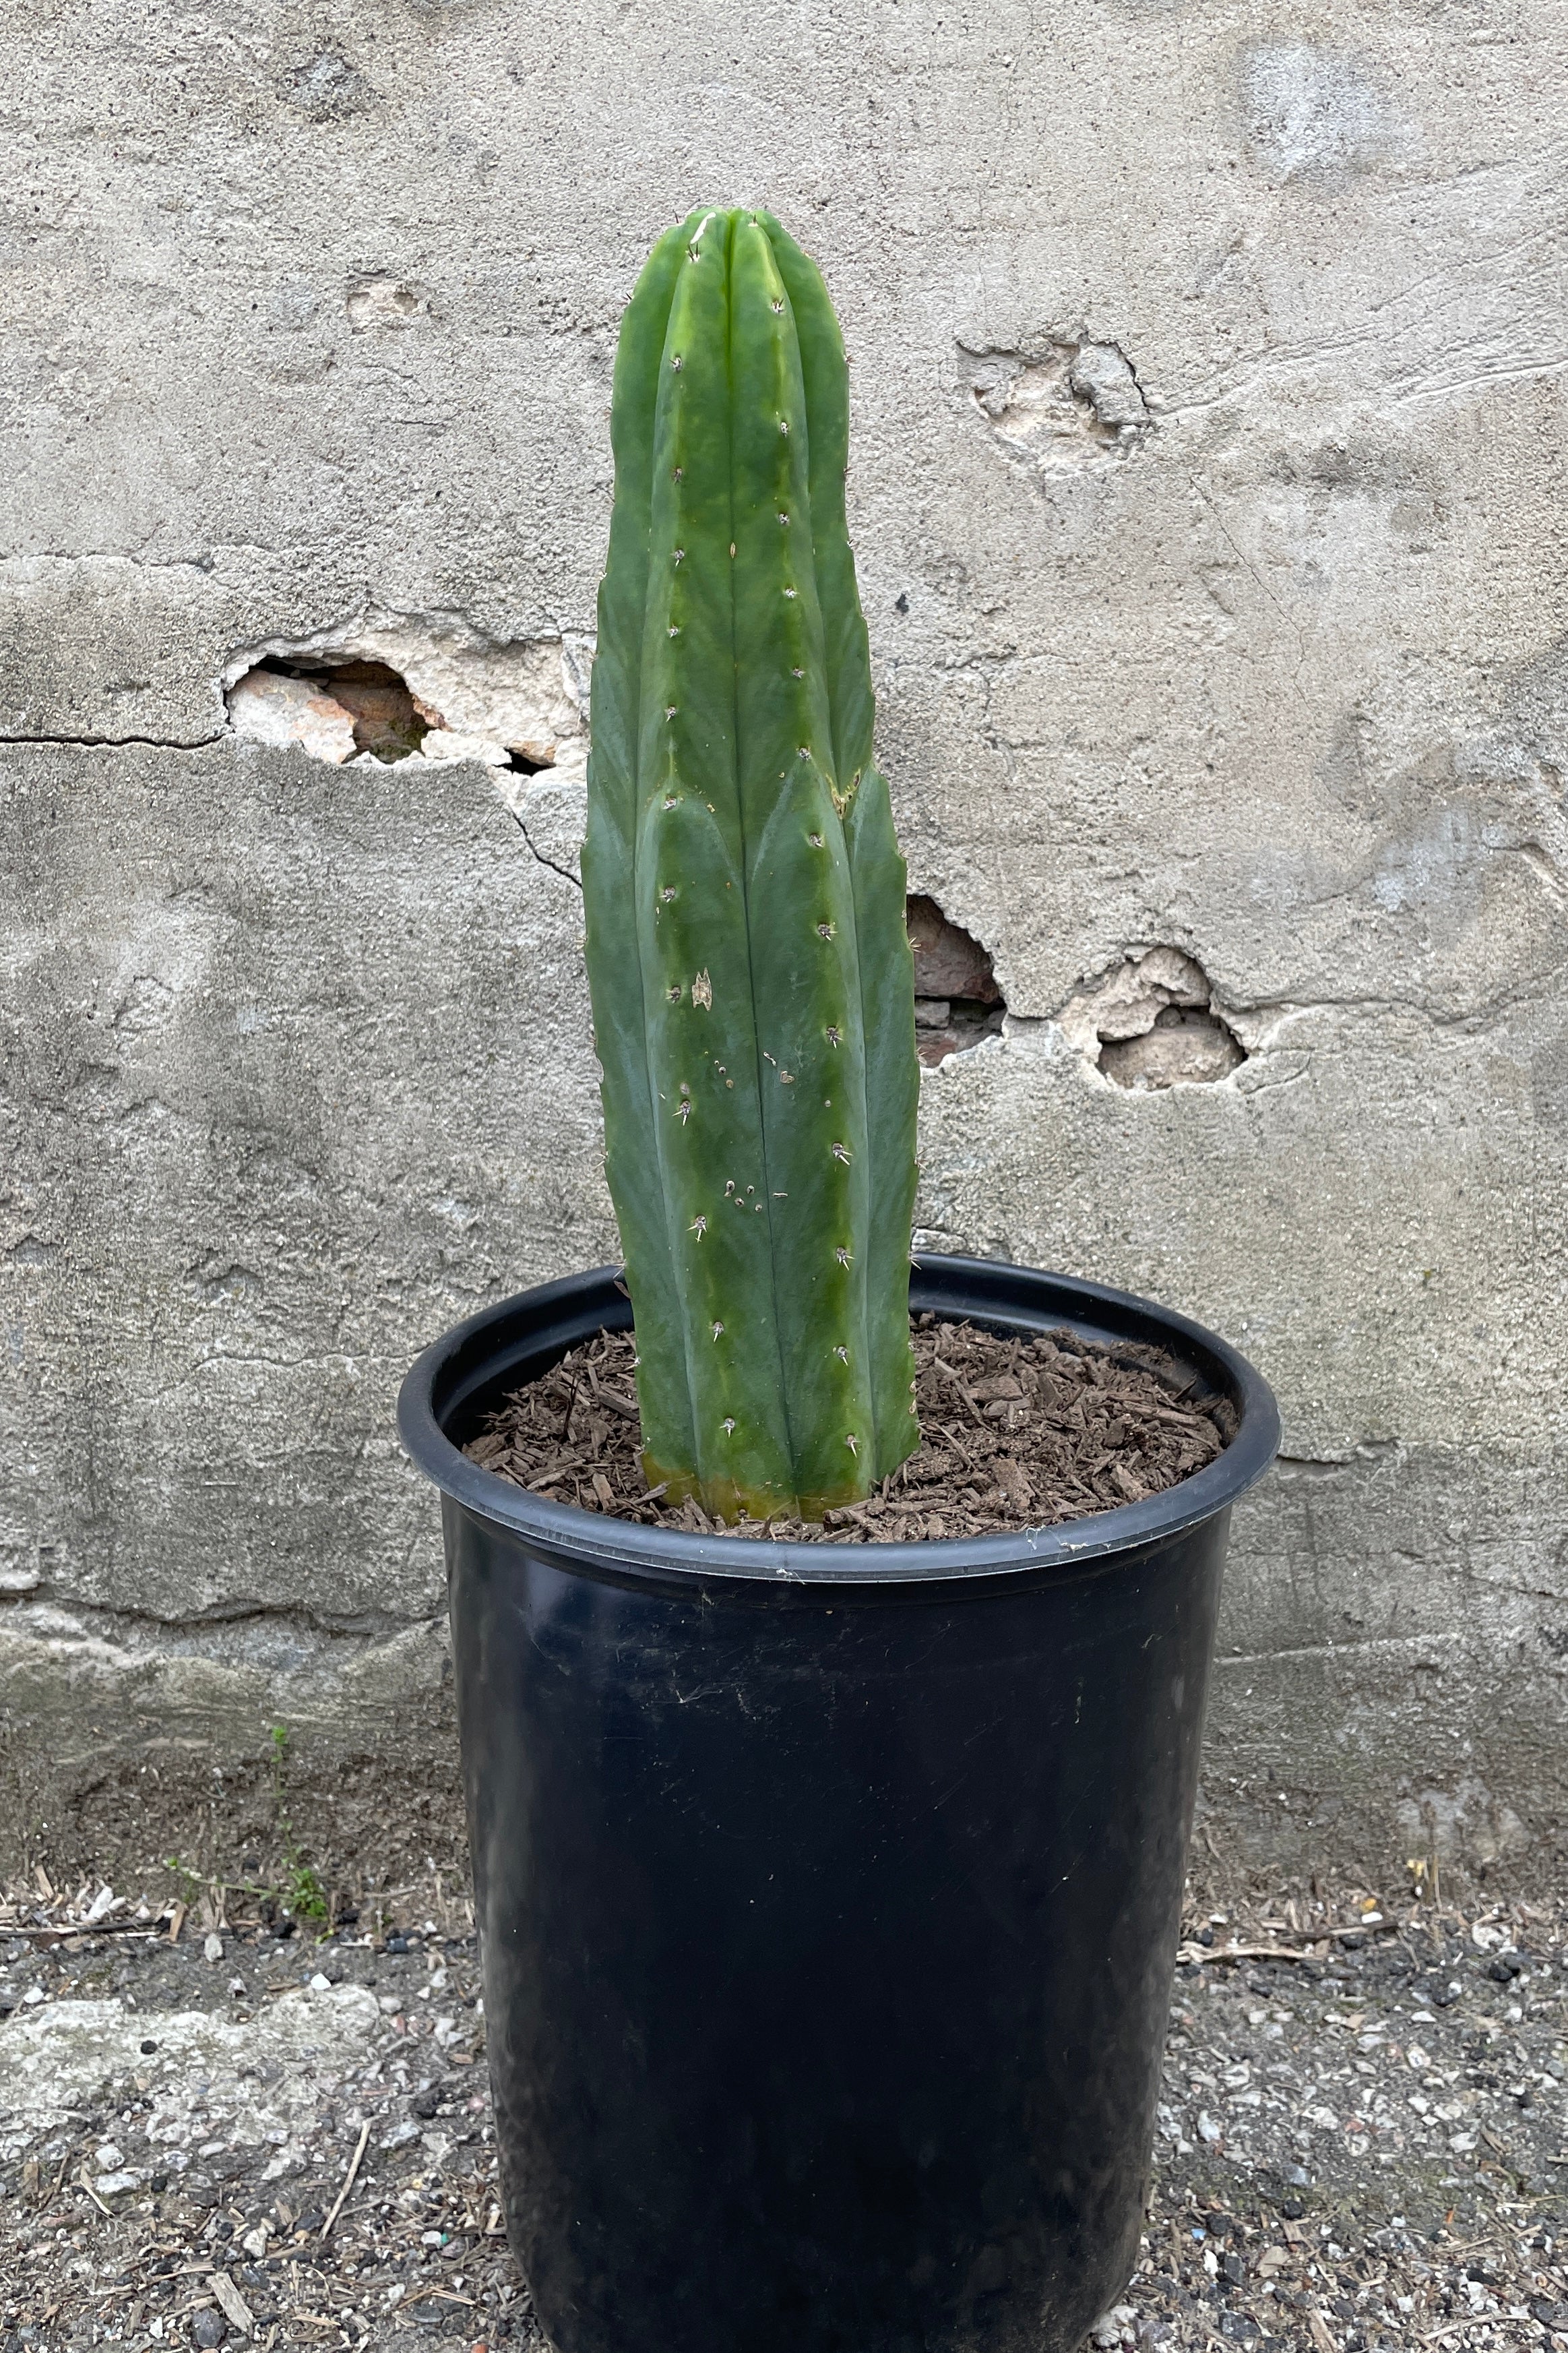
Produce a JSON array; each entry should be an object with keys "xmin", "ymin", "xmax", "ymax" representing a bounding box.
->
[{"xmin": 398, "ymin": 1253, "xmax": 1279, "ymax": 1589}]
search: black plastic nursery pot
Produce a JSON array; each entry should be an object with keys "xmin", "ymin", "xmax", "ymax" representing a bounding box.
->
[{"xmin": 398, "ymin": 1253, "xmax": 1278, "ymax": 2353}]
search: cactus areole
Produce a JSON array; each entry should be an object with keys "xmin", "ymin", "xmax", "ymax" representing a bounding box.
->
[{"xmin": 582, "ymin": 207, "xmax": 920, "ymax": 1523}]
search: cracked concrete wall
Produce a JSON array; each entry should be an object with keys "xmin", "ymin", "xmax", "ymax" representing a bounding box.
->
[{"xmin": 3, "ymin": 0, "xmax": 1566, "ymax": 1891}]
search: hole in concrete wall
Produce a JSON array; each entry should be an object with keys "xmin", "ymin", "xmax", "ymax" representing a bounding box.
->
[
  {"xmin": 239, "ymin": 659, "xmax": 433, "ymax": 763},
  {"xmin": 346, "ymin": 275, "xmax": 428, "ymax": 332},
  {"xmin": 228, "ymin": 656, "xmax": 554, "ymax": 772},
  {"xmin": 222, "ymin": 612, "xmax": 585, "ymax": 774},
  {"xmin": 965, "ymin": 334, "xmax": 1151, "ymax": 475},
  {"xmin": 906, "ymin": 895, "xmax": 1005, "ymax": 1067},
  {"xmin": 1057, "ymin": 948, "xmax": 1246, "ymax": 1090},
  {"xmin": 1100, "ymin": 1004, "xmax": 1245, "ymax": 1089}
]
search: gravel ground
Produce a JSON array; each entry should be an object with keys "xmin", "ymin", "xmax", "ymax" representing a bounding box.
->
[{"xmin": 3, "ymin": 1881, "xmax": 1567, "ymax": 2352}]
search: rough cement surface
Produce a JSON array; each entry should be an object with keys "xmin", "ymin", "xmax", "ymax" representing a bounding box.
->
[
  {"xmin": 3, "ymin": 0, "xmax": 1567, "ymax": 1885},
  {"xmin": 1, "ymin": 1981, "xmax": 382, "ymax": 2164}
]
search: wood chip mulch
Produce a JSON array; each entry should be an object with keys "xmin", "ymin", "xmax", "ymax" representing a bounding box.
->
[{"xmin": 462, "ymin": 1314, "xmax": 1235, "ymax": 1542}]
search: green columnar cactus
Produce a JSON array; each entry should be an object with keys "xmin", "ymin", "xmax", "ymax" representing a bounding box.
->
[{"xmin": 582, "ymin": 206, "xmax": 920, "ymax": 1524}]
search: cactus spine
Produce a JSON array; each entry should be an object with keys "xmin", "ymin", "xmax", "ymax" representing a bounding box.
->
[{"xmin": 582, "ymin": 207, "xmax": 919, "ymax": 1523}]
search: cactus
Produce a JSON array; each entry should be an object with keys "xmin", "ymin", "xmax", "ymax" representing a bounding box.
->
[{"xmin": 581, "ymin": 206, "xmax": 920, "ymax": 1523}]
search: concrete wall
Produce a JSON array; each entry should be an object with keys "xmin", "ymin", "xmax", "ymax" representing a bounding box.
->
[{"xmin": 4, "ymin": 0, "xmax": 1566, "ymax": 1893}]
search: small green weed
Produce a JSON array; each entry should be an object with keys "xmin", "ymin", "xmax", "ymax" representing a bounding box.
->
[
  {"xmin": 270, "ymin": 1722, "xmax": 331, "ymax": 1929},
  {"xmin": 162, "ymin": 1852, "xmax": 205, "ymax": 1908}
]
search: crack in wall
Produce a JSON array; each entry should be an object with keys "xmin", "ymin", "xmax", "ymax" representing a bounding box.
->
[
  {"xmin": 1275, "ymin": 1443, "xmax": 1400, "ymax": 1478},
  {"xmin": 0, "ymin": 731, "xmax": 226, "ymax": 752},
  {"xmin": 1002, "ymin": 950, "xmax": 1568, "ymax": 1062},
  {"xmin": 1, "ymin": 1591, "xmax": 439, "ymax": 1645},
  {"xmin": 512, "ymin": 811, "xmax": 582, "ymax": 894},
  {"xmin": 13, "ymin": 551, "xmax": 219, "ymax": 574},
  {"xmin": 1227, "ymin": 959, "xmax": 1568, "ymax": 1035},
  {"xmin": 1217, "ymin": 1633, "xmax": 1465, "ymax": 1667}
]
